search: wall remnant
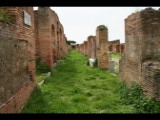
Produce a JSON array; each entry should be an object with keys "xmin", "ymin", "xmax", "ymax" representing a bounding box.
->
[
  {"xmin": 34, "ymin": 7, "xmax": 70, "ymax": 68},
  {"xmin": 0, "ymin": 7, "xmax": 36, "ymax": 113},
  {"xmin": 119, "ymin": 7, "xmax": 160, "ymax": 100}
]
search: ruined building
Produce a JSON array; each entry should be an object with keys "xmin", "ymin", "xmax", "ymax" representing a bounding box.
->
[
  {"xmin": 108, "ymin": 39, "xmax": 120, "ymax": 52},
  {"xmin": 0, "ymin": 7, "xmax": 70, "ymax": 113},
  {"xmin": 34, "ymin": 7, "xmax": 70, "ymax": 68},
  {"xmin": 119, "ymin": 8, "xmax": 160, "ymax": 100},
  {"xmin": 108, "ymin": 39, "xmax": 125, "ymax": 53}
]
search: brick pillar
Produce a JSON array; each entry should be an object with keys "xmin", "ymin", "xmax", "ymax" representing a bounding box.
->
[{"xmin": 96, "ymin": 25, "xmax": 109, "ymax": 70}]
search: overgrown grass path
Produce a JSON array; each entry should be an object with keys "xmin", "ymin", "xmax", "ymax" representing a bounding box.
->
[{"xmin": 21, "ymin": 50, "xmax": 135, "ymax": 113}]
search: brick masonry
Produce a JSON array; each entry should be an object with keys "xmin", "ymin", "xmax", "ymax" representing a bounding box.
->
[
  {"xmin": 0, "ymin": 6, "xmax": 70, "ymax": 113},
  {"xmin": 96, "ymin": 26, "xmax": 109, "ymax": 70},
  {"xmin": 108, "ymin": 39, "xmax": 125, "ymax": 53},
  {"xmin": 119, "ymin": 8, "xmax": 160, "ymax": 100},
  {"xmin": 34, "ymin": 7, "xmax": 70, "ymax": 68},
  {"xmin": 0, "ymin": 7, "xmax": 36, "ymax": 113}
]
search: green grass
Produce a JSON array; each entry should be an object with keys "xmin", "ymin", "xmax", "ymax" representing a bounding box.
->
[
  {"xmin": 36, "ymin": 73, "xmax": 47, "ymax": 83},
  {"xmin": 21, "ymin": 50, "xmax": 136, "ymax": 113},
  {"xmin": 111, "ymin": 52, "xmax": 121, "ymax": 59}
]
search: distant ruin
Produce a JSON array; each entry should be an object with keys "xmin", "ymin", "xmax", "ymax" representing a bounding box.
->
[{"xmin": 108, "ymin": 39, "xmax": 125, "ymax": 53}]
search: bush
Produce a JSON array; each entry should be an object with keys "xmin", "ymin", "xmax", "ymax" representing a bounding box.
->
[
  {"xmin": 119, "ymin": 81, "xmax": 160, "ymax": 113},
  {"xmin": 86, "ymin": 60, "xmax": 89, "ymax": 66},
  {"xmin": 36, "ymin": 58, "xmax": 51, "ymax": 74},
  {"xmin": 93, "ymin": 58, "xmax": 98, "ymax": 67}
]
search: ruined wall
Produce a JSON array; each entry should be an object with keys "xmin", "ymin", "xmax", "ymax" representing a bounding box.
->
[
  {"xmin": 119, "ymin": 8, "xmax": 160, "ymax": 100},
  {"xmin": 84, "ymin": 41, "xmax": 88, "ymax": 56},
  {"xmin": 119, "ymin": 9, "xmax": 144, "ymax": 85},
  {"xmin": 108, "ymin": 39, "xmax": 125, "ymax": 53},
  {"xmin": 96, "ymin": 25, "xmax": 109, "ymax": 70},
  {"xmin": 0, "ymin": 7, "xmax": 36, "ymax": 113},
  {"xmin": 108, "ymin": 39, "xmax": 120, "ymax": 52},
  {"xmin": 35, "ymin": 7, "xmax": 69, "ymax": 68},
  {"xmin": 142, "ymin": 61, "xmax": 160, "ymax": 100},
  {"xmin": 119, "ymin": 43, "xmax": 125, "ymax": 53}
]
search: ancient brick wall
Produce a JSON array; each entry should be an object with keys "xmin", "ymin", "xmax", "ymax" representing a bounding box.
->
[
  {"xmin": 108, "ymin": 39, "xmax": 120, "ymax": 52},
  {"xmin": 119, "ymin": 9, "xmax": 144, "ymax": 85},
  {"xmin": 119, "ymin": 43, "xmax": 125, "ymax": 53},
  {"xmin": 84, "ymin": 41, "xmax": 88, "ymax": 56},
  {"xmin": 141, "ymin": 61, "xmax": 160, "ymax": 100},
  {"xmin": 35, "ymin": 7, "xmax": 69, "ymax": 68},
  {"xmin": 81, "ymin": 43, "xmax": 84, "ymax": 55},
  {"xmin": 119, "ymin": 8, "xmax": 160, "ymax": 100},
  {"xmin": 96, "ymin": 25, "xmax": 109, "ymax": 70},
  {"xmin": 0, "ymin": 7, "xmax": 36, "ymax": 113}
]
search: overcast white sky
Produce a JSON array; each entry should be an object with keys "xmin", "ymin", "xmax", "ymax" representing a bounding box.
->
[{"xmin": 34, "ymin": 7, "xmax": 159, "ymax": 44}]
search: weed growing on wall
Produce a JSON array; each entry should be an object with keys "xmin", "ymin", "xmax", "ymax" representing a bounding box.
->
[{"xmin": 0, "ymin": 8, "xmax": 13, "ymax": 24}]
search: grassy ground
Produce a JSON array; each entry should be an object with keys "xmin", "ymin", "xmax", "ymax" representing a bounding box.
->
[
  {"xmin": 36, "ymin": 73, "xmax": 47, "ymax": 83},
  {"xmin": 21, "ymin": 50, "xmax": 136, "ymax": 113},
  {"xmin": 111, "ymin": 52, "xmax": 121, "ymax": 59}
]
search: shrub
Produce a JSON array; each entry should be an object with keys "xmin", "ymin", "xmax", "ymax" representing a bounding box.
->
[
  {"xmin": 36, "ymin": 58, "xmax": 51, "ymax": 74},
  {"xmin": 93, "ymin": 58, "xmax": 98, "ymax": 67},
  {"xmin": 86, "ymin": 60, "xmax": 89, "ymax": 66},
  {"xmin": 119, "ymin": 81, "xmax": 160, "ymax": 113}
]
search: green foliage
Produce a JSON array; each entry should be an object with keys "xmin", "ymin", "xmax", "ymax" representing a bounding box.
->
[
  {"xmin": 36, "ymin": 74, "xmax": 46, "ymax": 83},
  {"xmin": 111, "ymin": 52, "xmax": 121, "ymax": 59},
  {"xmin": 36, "ymin": 58, "xmax": 51, "ymax": 74},
  {"xmin": 119, "ymin": 81, "xmax": 160, "ymax": 113},
  {"xmin": 97, "ymin": 25, "xmax": 107, "ymax": 31},
  {"xmin": 0, "ymin": 8, "xmax": 13, "ymax": 23},
  {"xmin": 86, "ymin": 60, "xmax": 89, "ymax": 66},
  {"xmin": 93, "ymin": 58, "xmax": 98, "ymax": 67},
  {"xmin": 119, "ymin": 82, "xmax": 144, "ymax": 105}
]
